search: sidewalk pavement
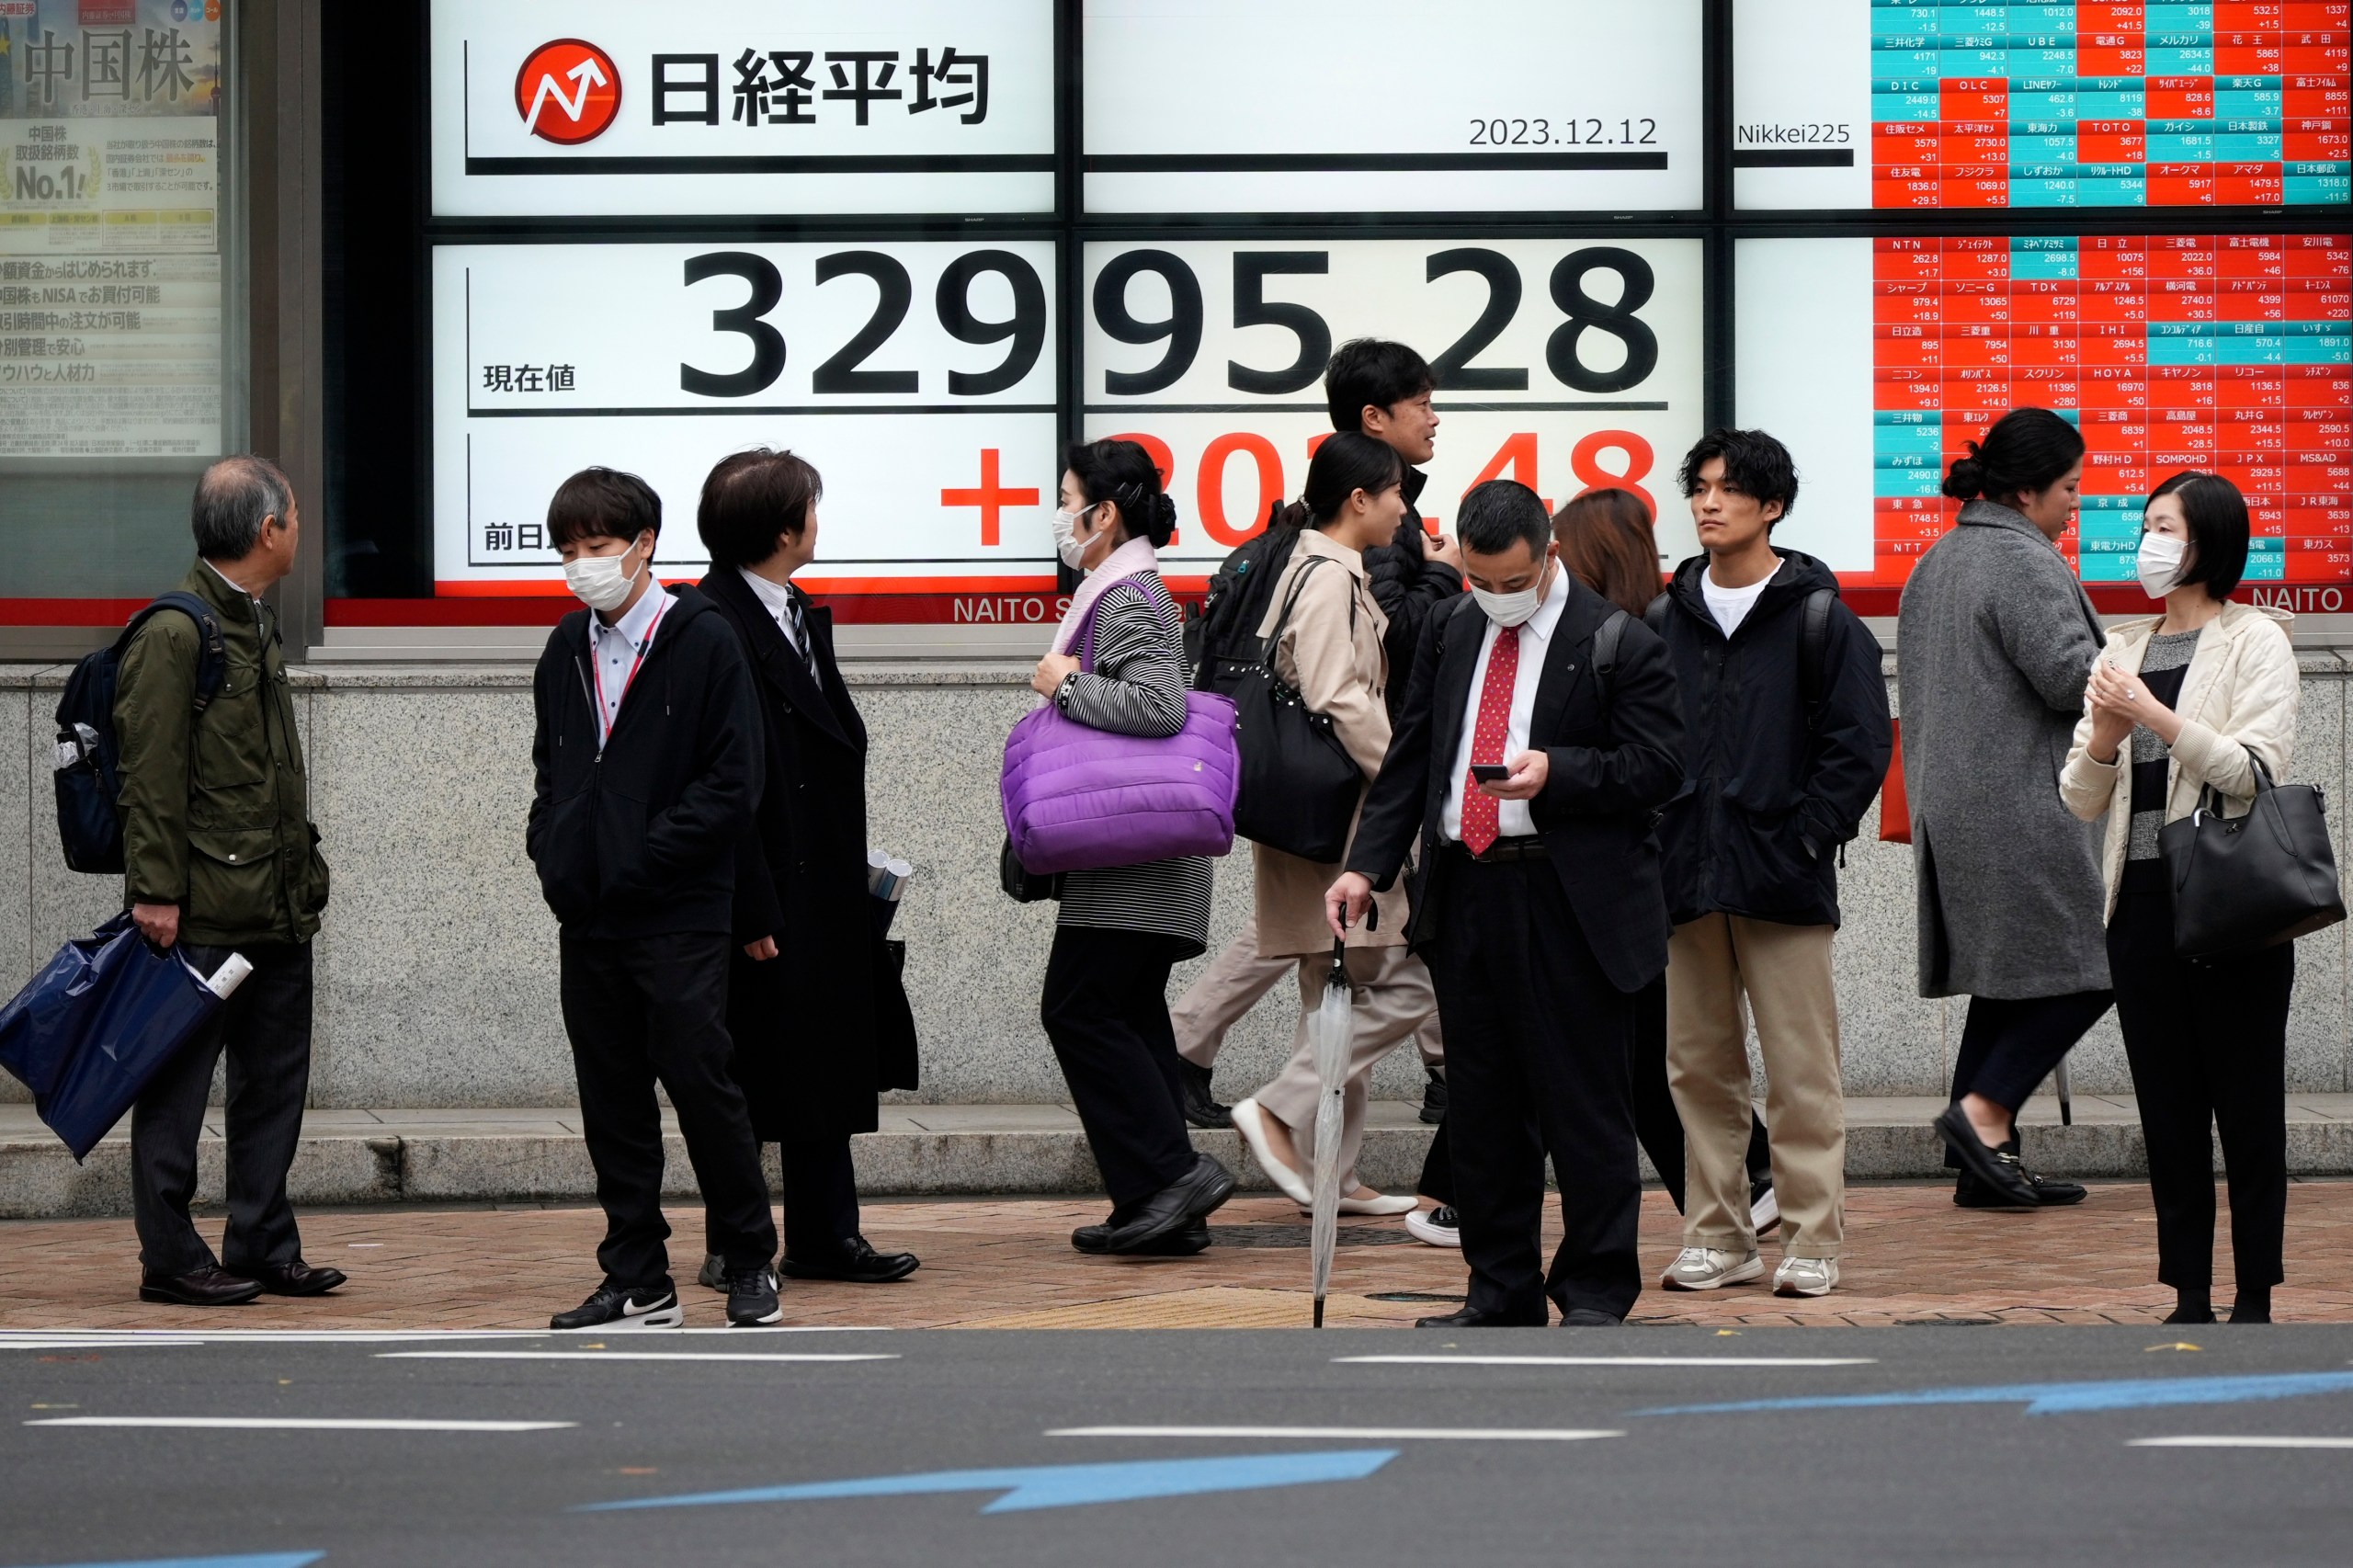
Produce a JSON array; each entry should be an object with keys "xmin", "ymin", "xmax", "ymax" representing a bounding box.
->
[
  {"xmin": 9, "ymin": 1095, "xmax": 2353, "ymax": 1221},
  {"xmin": 3, "ymin": 1181, "xmax": 2351, "ymax": 1331}
]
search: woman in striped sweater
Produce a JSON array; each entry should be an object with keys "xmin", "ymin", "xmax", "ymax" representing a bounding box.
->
[{"xmin": 1032, "ymin": 438, "xmax": 1238, "ymax": 1256}]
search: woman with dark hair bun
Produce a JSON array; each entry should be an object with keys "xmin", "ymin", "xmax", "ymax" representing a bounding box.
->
[
  {"xmin": 1033, "ymin": 438, "xmax": 1237, "ymax": 1256},
  {"xmin": 1898, "ymin": 407, "xmax": 2113, "ymax": 1210}
]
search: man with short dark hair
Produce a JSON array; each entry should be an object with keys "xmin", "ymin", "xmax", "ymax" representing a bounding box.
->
[
  {"xmin": 1328, "ymin": 480, "xmax": 1685, "ymax": 1326},
  {"xmin": 119, "ymin": 455, "xmax": 339, "ymax": 1307},
  {"xmin": 1650, "ymin": 430, "xmax": 1891, "ymax": 1300},
  {"xmin": 528, "ymin": 465, "xmax": 781, "ymax": 1330}
]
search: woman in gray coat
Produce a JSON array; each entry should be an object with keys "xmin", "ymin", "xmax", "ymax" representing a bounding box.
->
[{"xmin": 1896, "ymin": 408, "xmax": 2112, "ymax": 1210}]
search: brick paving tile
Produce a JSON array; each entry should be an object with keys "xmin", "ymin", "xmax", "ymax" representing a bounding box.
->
[{"xmin": 1, "ymin": 1179, "xmax": 2347, "ymax": 1331}]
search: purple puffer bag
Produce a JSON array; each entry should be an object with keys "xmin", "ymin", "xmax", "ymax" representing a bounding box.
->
[{"xmin": 1001, "ymin": 578, "xmax": 1239, "ymax": 876}]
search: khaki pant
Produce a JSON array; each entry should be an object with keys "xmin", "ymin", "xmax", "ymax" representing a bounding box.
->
[
  {"xmin": 1173, "ymin": 916, "xmax": 1442, "ymax": 1071},
  {"xmin": 1254, "ymin": 946, "xmax": 1439, "ymax": 1189},
  {"xmin": 1665, "ymin": 915, "xmax": 1845, "ymax": 1259}
]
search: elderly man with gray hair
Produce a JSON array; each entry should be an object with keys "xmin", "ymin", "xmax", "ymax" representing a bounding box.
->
[{"xmin": 116, "ymin": 455, "xmax": 339, "ymax": 1307}]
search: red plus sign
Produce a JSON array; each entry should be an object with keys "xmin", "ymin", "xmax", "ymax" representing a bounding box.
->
[{"xmin": 940, "ymin": 448, "xmax": 1040, "ymax": 546}]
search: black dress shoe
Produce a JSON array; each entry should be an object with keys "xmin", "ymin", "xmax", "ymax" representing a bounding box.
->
[
  {"xmin": 779, "ymin": 1235, "xmax": 921, "ymax": 1284},
  {"xmin": 1179, "ymin": 1059, "xmax": 1232, "ymax": 1130},
  {"xmin": 1559, "ymin": 1307, "xmax": 1624, "ymax": 1327},
  {"xmin": 1073, "ymin": 1218, "xmax": 1211, "ymax": 1256},
  {"xmin": 1956, "ymin": 1146, "xmax": 2087, "ymax": 1209},
  {"xmin": 1102, "ymin": 1154, "xmax": 1237, "ymax": 1254},
  {"xmin": 139, "ymin": 1266, "xmax": 263, "ymax": 1307},
  {"xmin": 1933, "ymin": 1105, "xmax": 2038, "ymax": 1208},
  {"xmin": 1419, "ymin": 1068, "xmax": 1449, "ymax": 1126},
  {"xmin": 1414, "ymin": 1305, "xmax": 1546, "ymax": 1328},
  {"xmin": 243, "ymin": 1260, "xmax": 347, "ymax": 1297}
]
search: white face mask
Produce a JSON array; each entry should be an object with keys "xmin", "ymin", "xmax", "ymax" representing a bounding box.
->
[
  {"xmin": 564, "ymin": 538, "xmax": 646, "ymax": 612},
  {"xmin": 1472, "ymin": 557, "xmax": 1553, "ymax": 629},
  {"xmin": 2136, "ymin": 531, "xmax": 2188, "ymax": 598},
  {"xmin": 1051, "ymin": 505, "xmax": 1094, "ymax": 571}
]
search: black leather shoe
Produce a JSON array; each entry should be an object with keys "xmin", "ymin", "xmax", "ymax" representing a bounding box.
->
[
  {"xmin": 1933, "ymin": 1105, "xmax": 2038, "ymax": 1208},
  {"xmin": 1956, "ymin": 1147, "xmax": 2087, "ymax": 1209},
  {"xmin": 779, "ymin": 1235, "xmax": 921, "ymax": 1284},
  {"xmin": 139, "ymin": 1266, "xmax": 263, "ymax": 1307},
  {"xmin": 1074, "ymin": 1218, "xmax": 1211, "ymax": 1256},
  {"xmin": 1179, "ymin": 1059, "xmax": 1232, "ymax": 1130},
  {"xmin": 244, "ymin": 1260, "xmax": 347, "ymax": 1297},
  {"xmin": 1560, "ymin": 1307, "xmax": 1624, "ymax": 1327},
  {"xmin": 1102, "ymin": 1154, "xmax": 1237, "ymax": 1254},
  {"xmin": 1415, "ymin": 1305, "xmax": 1546, "ymax": 1328},
  {"xmin": 1419, "ymin": 1068, "xmax": 1449, "ymax": 1125}
]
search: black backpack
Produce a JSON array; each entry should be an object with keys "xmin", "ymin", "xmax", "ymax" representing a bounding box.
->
[
  {"xmin": 52, "ymin": 592, "xmax": 228, "ymax": 874},
  {"xmin": 1187, "ymin": 515, "xmax": 1302, "ymax": 695}
]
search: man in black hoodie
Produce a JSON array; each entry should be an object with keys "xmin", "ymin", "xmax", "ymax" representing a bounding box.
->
[
  {"xmin": 527, "ymin": 466, "xmax": 781, "ymax": 1331},
  {"xmin": 1649, "ymin": 430, "xmax": 1892, "ymax": 1302}
]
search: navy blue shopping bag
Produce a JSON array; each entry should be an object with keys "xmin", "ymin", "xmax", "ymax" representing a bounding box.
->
[{"xmin": 0, "ymin": 913, "xmax": 223, "ymax": 1161}]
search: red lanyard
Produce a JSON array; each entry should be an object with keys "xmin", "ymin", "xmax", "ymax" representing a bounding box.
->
[{"xmin": 592, "ymin": 596, "xmax": 668, "ymax": 744}]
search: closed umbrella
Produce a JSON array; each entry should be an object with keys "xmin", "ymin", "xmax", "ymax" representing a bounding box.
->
[{"xmin": 1307, "ymin": 938, "xmax": 1352, "ymax": 1327}]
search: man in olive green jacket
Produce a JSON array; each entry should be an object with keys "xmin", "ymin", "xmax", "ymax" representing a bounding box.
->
[{"xmin": 116, "ymin": 456, "xmax": 338, "ymax": 1308}]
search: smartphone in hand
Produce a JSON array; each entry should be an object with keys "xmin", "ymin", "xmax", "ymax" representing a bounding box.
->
[{"xmin": 1470, "ymin": 763, "xmax": 1511, "ymax": 784}]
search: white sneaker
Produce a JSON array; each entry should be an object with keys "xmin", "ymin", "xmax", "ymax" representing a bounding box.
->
[
  {"xmin": 1660, "ymin": 1245, "xmax": 1764, "ymax": 1291},
  {"xmin": 1773, "ymin": 1256, "xmax": 1839, "ymax": 1298},
  {"xmin": 1404, "ymin": 1205, "xmax": 1461, "ymax": 1248}
]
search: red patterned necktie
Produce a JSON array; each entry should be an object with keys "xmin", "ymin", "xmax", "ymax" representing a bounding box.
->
[{"xmin": 1461, "ymin": 623, "xmax": 1523, "ymax": 856}]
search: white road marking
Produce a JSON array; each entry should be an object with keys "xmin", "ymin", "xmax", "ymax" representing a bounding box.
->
[
  {"xmin": 2131, "ymin": 1436, "xmax": 2353, "ymax": 1449},
  {"xmin": 0, "ymin": 1339, "xmax": 204, "ymax": 1351},
  {"xmin": 378, "ymin": 1351, "xmax": 898, "ymax": 1363},
  {"xmin": 1051, "ymin": 1425, "xmax": 1622, "ymax": 1442},
  {"xmin": 0, "ymin": 1330, "xmax": 546, "ymax": 1346},
  {"xmin": 28, "ymin": 1416, "xmax": 574, "ymax": 1432},
  {"xmin": 1335, "ymin": 1355, "xmax": 1878, "ymax": 1368}
]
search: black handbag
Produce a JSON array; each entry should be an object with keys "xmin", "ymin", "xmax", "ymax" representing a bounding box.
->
[
  {"xmin": 1229, "ymin": 557, "xmax": 1365, "ymax": 863},
  {"xmin": 999, "ymin": 834, "xmax": 1061, "ymax": 903},
  {"xmin": 2158, "ymin": 753, "xmax": 2345, "ymax": 958}
]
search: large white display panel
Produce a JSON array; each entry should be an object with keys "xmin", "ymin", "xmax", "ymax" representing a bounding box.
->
[
  {"xmin": 1083, "ymin": 0, "xmax": 1704, "ymax": 213},
  {"xmin": 1734, "ymin": 238, "xmax": 1879, "ymax": 574},
  {"xmin": 1082, "ymin": 238, "xmax": 1707, "ymax": 574},
  {"xmin": 433, "ymin": 241, "xmax": 1060, "ymax": 612},
  {"xmin": 429, "ymin": 0, "xmax": 1055, "ymax": 218}
]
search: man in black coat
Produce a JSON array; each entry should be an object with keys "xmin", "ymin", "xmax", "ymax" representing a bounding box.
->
[
  {"xmin": 1328, "ymin": 480, "xmax": 1685, "ymax": 1327},
  {"xmin": 528, "ymin": 467, "xmax": 780, "ymax": 1330},
  {"xmin": 695, "ymin": 449, "xmax": 920, "ymax": 1289},
  {"xmin": 1648, "ymin": 429, "xmax": 1893, "ymax": 1302}
]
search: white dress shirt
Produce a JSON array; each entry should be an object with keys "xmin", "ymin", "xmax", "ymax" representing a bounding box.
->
[
  {"xmin": 587, "ymin": 581, "xmax": 669, "ymax": 749},
  {"xmin": 1441, "ymin": 562, "xmax": 1571, "ymax": 843},
  {"xmin": 738, "ymin": 566, "xmax": 807, "ymax": 658}
]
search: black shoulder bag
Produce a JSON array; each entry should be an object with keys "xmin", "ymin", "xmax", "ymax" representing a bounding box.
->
[
  {"xmin": 1231, "ymin": 557, "xmax": 1366, "ymax": 863},
  {"xmin": 2159, "ymin": 752, "xmax": 2345, "ymax": 959}
]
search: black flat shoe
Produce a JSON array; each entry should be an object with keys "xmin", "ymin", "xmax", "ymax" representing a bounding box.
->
[
  {"xmin": 1414, "ymin": 1305, "xmax": 1546, "ymax": 1328},
  {"xmin": 1102, "ymin": 1154, "xmax": 1236, "ymax": 1254},
  {"xmin": 139, "ymin": 1266, "xmax": 263, "ymax": 1307},
  {"xmin": 1073, "ymin": 1218, "xmax": 1211, "ymax": 1256},
  {"xmin": 1933, "ymin": 1106, "xmax": 2038, "ymax": 1208},
  {"xmin": 1957, "ymin": 1150, "xmax": 2087, "ymax": 1208},
  {"xmin": 779, "ymin": 1236, "xmax": 921, "ymax": 1284},
  {"xmin": 1179, "ymin": 1059, "xmax": 1232, "ymax": 1129},
  {"xmin": 1559, "ymin": 1307, "xmax": 1624, "ymax": 1327},
  {"xmin": 243, "ymin": 1260, "xmax": 347, "ymax": 1297}
]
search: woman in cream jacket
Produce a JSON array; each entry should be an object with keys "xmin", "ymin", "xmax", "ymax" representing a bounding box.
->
[
  {"xmin": 2059, "ymin": 472, "xmax": 2297, "ymax": 1324},
  {"xmin": 1228, "ymin": 434, "xmax": 1439, "ymax": 1219}
]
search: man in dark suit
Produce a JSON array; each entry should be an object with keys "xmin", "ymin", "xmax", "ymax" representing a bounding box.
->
[
  {"xmin": 695, "ymin": 449, "xmax": 921, "ymax": 1290},
  {"xmin": 1327, "ymin": 480, "xmax": 1684, "ymax": 1327}
]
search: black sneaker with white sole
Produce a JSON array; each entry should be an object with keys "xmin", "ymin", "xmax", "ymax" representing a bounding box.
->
[
  {"xmin": 726, "ymin": 1267, "xmax": 784, "ymax": 1327},
  {"xmin": 551, "ymin": 1283, "xmax": 683, "ymax": 1330}
]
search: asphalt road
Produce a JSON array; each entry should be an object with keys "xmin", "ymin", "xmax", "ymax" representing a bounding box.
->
[{"xmin": 6, "ymin": 1324, "xmax": 2353, "ymax": 1567}]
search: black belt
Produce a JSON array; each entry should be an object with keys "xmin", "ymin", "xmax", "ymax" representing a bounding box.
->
[{"xmin": 1444, "ymin": 836, "xmax": 1549, "ymax": 864}]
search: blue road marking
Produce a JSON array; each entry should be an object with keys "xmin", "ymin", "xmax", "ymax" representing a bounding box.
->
[
  {"xmin": 1641, "ymin": 1372, "xmax": 2353, "ymax": 1417},
  {"xmin": 12, "ymin": 1556, "xmax": 324, "ymax": 1568},
  {"xmin": 577, "ymin": 1449, "xmax": 1399, "ymax": 1515}
]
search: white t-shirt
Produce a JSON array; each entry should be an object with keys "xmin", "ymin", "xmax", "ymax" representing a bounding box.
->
[{"xmin": 1701, "ymin": 570, "xmax": 1772, "ymax": 639}]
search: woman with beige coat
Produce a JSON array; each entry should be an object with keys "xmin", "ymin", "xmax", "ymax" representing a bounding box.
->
[
  {"xmin": 2060, "ymin": 471, "xmax": 2297, "ymax": 1325},
  {"xmin": 1229, "ymin": 434, "xmax": 1438, "ymax": 1218}
]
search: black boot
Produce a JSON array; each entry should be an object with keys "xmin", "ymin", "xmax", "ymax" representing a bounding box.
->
[{"xmin": 1178, "ymin": 1059, "xmax": 1232, "ymax": 1130}]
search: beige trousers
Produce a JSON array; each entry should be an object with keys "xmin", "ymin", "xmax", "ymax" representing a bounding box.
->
[
  {"xmin": 1665, "ymin": 914, "xmax": 1846, "ymax": 1259},
  {"xmin": 1173, "ymin": 915, "xmax": 1443, "ymax": 1071},
  {"xmin": 1253, "ymin": 946, "xmax": 1438, "ymax": 1190}
]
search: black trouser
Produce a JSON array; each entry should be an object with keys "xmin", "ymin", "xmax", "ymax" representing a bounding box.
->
[
  {"xmin": 2109, "ymin": 861, "xmax": 2292, "ymax": 1294},
  {"xmin": 131, "ymin": 941, "xmax": 313, "ymax": 1277},
  {"xmin": 1418, "ymin": 975, "xmax": 1768, "ymax": 1215},
  {"xmin": 1041, "ymin": 925, "xmax": 1197, "ymax": 1210},
  {"xmin": 1941, "ymin": 986, "xmax": 2114, "ymax": 1169},
  {"xmin": 1425, "ymin": 853, "xmax": 1642, "ymax": 1322},
  {"xmin": 561, "ymin": 933, "xmax": 777, "ymax": 1290},
  {"xmin": 707, "ymin": 1135, "xmax": 860, "ymax": 1264}
]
